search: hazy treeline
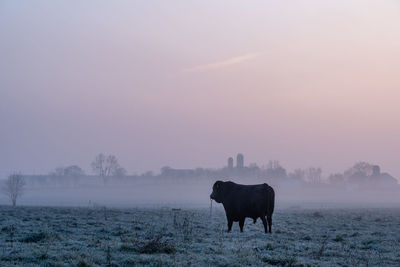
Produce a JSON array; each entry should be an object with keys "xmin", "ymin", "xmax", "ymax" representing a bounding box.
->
[
  {"xmin": 1, "ymin": 156, "xmax": 399, "ymax": 207},
  {"xmin": 20, "ymin": 160, "xmax": 398, "ymax": 190}
]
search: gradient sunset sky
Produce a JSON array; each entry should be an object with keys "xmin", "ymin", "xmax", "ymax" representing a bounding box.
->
[{"xmin": 1, "ymin": 1, "xmax": 400, "ymax": 178}]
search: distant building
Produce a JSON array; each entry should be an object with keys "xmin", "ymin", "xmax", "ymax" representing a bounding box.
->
[
  {"xmin": 372, "ymin": 165, "xmax": 380, "ymax": 176},
  {"xmin": 237, "ymin": 153, "xmax": 244, "ymax": 169},
  {"xmin": 227, "ymin": 157, "xmax": 234, "ymax": 170}
]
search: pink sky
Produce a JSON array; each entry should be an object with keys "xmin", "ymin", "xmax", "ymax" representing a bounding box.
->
[{"xmin": 1, "ymin": 1, "xmax": 400, "ymax": 178}]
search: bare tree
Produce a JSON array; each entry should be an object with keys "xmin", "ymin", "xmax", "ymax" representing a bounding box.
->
[
  {"xmin": 104, "ymin": 155, "xmax": 119, "ymax": 177},
  {"xmin": 91, "ymin": 153, "xmax": 107, "ymax": 177},
  {"xmin": 91, "ymin": 153, "xmax": 125, "ymax": 181},
  {"xmin": 2, "ymin": 173, "xmax": 26, "ymax": 207},
  {"xmin": 289, "ymin": 169, "xmax": 306, "ymax": 181},
  {"xmin": 305, "ymin": 167, "xmax": 322, "ymax": 184},
  {"xmin": 264, "ymin": 160, "xmax": 287, "ymax": 178}
]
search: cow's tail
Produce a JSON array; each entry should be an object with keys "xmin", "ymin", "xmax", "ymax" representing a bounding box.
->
[{"xmin": 268, "ymin": 186, "xmax": 275, "ymax": 216}]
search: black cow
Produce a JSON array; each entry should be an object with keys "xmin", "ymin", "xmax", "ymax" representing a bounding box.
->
[{"xmin": 210, "ymin": 181, "xmax": 275, "ymax": 233}]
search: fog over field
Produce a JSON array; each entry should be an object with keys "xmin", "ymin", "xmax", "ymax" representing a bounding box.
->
[
  {"xmin": 0, "ymin": 156, "xmax": 399, "ymax": 208},
  {"xmin": 8, "ymin": 178, "xmax": 400, "ymax": 209}
]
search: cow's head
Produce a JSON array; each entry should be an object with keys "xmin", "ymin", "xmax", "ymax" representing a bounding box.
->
[{"xmin": 210, "ymin": 181, "xmax": 224, "ymax": 203}]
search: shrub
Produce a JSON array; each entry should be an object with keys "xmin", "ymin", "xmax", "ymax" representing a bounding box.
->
[{"xmin": 137, "ymin": 236, "xmax": 176, "ymax": 254}]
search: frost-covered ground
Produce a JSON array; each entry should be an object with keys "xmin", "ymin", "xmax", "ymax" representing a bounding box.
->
[{"xmin": 1, "ymin": 206, "xmax": 400, "ymax": 266}]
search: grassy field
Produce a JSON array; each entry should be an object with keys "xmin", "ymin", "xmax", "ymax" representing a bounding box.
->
[{"xmin": 0, "ymin": 205, "xmax": 399, "ymax": 266}]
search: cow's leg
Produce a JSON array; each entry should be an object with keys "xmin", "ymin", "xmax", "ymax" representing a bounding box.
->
[
  {"xmin": 261, "ymin": 216, "xmax": 268, "ymax": 233},
  {"xmin": 239, "ymin": 218, "xmax": 245, "ymax": 232},
  {"xmin": 267, "ymin": 215, "xmax": 272, "ymax": 233},
  {"xmin": 227, "ymin": 218, "xmax": 233, "ymax": 232}
]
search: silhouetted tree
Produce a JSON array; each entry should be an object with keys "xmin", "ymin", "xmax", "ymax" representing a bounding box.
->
[
  {"xmin": 91, "ymin": 153, "xmax": 125, "ymax": 181},
  {"xmin": 344, "ymin": 162, "xmax": 373, "ymax": 177},
  {"xmin": 2, "ymin": 173, "xmax": 25, "ymax": 207},
  {"xmin": 264, "ymin": 160, "xmax": 287, "ymax": 178},
  {"xmin": 49, "ymin": 165, "xmax": 85, "ymax": 186},
  {"xmin": 288, "ymin": 169, "xmax": 306, "ymax": 180},
  {"xmin": 305, "ymin": 167, "xmax": 322, "ymax": 184},
  {"xmin": 51, "ymin": 165, "xmax": 85, "ymax": 177},
  {"xmin": 64, "ymin": 165, "xmax": 85, "ymax": 177}
]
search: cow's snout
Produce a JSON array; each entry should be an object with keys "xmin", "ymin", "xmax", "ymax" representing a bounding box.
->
[{"xmin": 210, "ymin": 192, "xmax": 216, "ymax": 200}]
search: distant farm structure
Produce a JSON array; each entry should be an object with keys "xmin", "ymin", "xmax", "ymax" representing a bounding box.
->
[
  {"xmin": 1, "ymin": 154, "xmax": 399, "ymax": 207},
  {"xmin": 15, "ymin": 154, "xmax": 398, "ymax": 192}
]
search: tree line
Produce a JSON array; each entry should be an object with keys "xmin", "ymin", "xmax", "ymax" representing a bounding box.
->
[{"xmin": 2, "ymin": 154, "xmax": 398, "ymax": 207}]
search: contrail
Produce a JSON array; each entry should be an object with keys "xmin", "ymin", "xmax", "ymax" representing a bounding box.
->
[{"xmin": 183, "ymin": 53, "xmax": 260, "ymax": 72}]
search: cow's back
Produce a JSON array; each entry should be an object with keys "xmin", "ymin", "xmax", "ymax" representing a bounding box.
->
[{"xmin": 224, "ymin": 183, "xmax": 270, "ymax": 219}]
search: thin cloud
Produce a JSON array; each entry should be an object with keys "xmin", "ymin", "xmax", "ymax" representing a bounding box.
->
[{"xmin": 184, "ymin": 53, "xmax": 260, "ymax": 72}]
